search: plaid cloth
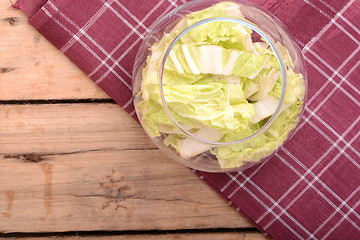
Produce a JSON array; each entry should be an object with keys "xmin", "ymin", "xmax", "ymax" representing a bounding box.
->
[{"xmin": 13, "ymin": 0, "xmax": 360, "ymax": 239}]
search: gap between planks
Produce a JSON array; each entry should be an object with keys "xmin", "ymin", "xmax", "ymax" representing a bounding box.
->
[{"xmin": 0, "ymin": 230, "xmax": 267, "ymax": 240}]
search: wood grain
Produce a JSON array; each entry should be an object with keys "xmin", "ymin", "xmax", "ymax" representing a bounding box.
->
[
  {"xmin": 0, "ymin": 103, "xmax": 151, "ymax": 154},
  {"xmin": 22, "ymin": 232, "xmax": 268, "ymax": 240},
  {"xmin": 0, "ymin": 103, "xmax": 252, "ymax": 233},
  {"xmin": 0, "ymin": 1, "xmax": 108, "ymax": 100}
]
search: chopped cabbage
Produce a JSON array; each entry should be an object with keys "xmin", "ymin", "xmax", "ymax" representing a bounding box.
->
[{"xmin": 136, "ymin": 1, "xmax": 305, "ymax": 169}]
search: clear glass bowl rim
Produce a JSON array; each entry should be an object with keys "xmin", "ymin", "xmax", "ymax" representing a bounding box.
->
[{"xmin": 131, "ymin": 0, "xmax": 308, "ymax": 172}]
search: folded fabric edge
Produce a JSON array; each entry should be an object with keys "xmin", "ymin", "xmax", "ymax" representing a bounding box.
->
[
  {"xmin": 10, "ymin": 0, "xmax": 29, "ymax": 17},
  {"xmin": 10, "ymin": 0, "xmax": 49, "ymax": 19},
  {"xmin": 195, "ymin": 171, "xmax": 272, "ymax": 239},
  {"xmin": 10, "ymin": 0, "xmax": 19, "ymax": 8}
]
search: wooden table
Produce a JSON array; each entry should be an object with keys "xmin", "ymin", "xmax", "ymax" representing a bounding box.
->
[{"xmin": 0, "ymin": 1, "xmax": 267, "ymax": 239}]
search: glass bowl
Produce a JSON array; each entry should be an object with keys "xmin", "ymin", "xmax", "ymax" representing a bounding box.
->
[{"xmin": 132, "ymin": 0, "xmax": 307, "ymax": 172}]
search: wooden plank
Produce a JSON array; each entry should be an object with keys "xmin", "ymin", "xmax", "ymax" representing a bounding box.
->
[
  {"xmin": 0, "ymin": 103, "xmax": 152, "ymax": 154},
  {"xmin": 21, "ymin": 232, "xmax": 268, "ymax": 240},
  {"xmin": 0, "ymin": 1, "xmax": 108, "ymax": 100},
  {"xmin": 0, "ymin": 103, "xmax": 254, "ymax": 233}
]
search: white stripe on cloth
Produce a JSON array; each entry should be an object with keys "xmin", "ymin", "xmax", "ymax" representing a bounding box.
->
[
  {"xmin": 281, "ymin": 158, "xmax": 360, "ymax": 240},
  {"xmin": 234, "ymin": 125, "xmax": 360, "ymax": 236},
  {"xmin": 113, "ymin": 0, "xmax": 150, "ymax": 32},
  {"xmin": 279, "ymin": 145, "xmax": 360, "ymax": 229},
  {"xmin": 88, "ymin": 0, "xmax": 169, "ymax": 79},
  {"xmin": 321, "ymin": 195, "xmax": 360, "ymax": 240},
  {"xmin": 299, "ymin": 43, "xmax": 359, "ymax": 149},
  {"xmin": 295, "ymin": 37, "xmax": 360, "ymax": 140},
  {"xmin": 293, "ymin": 53, "xmax": 360, "ymax": 137},
  {"xmin": 60, "ymin": 0, "xmax": 114, "ymax": 53},
  {"xmin": 275, "ymin": 153, "xmax": 360, "ymax": 240},
  {"xmin": 122, "ymin": 97, "xmax": 134, "ymax": 110},
  {"xmin": 167, "ymin": 0, "xmax": 179, "ymax": 8},
  {"xmin": 262, "ymin": 118, "xmax": 360, "ymax": 231},
  {"xmin": 222, "ymin": 158, "xmax": 271, "ymax": 194},
  {"xmin": 48, "ymin": 3, "xmax": 132, "ymax": 80},
  {"xmin": 303, "ymin": 54, "xmax": 360, "ymax": 106},
  {"xmin": 292, "ymin": 57, "xmax": 360, "ymax": 140},
  {"xmin": 307, "ymin": 186, "xmax": 360, "ymax": 240},
  {"xmin": 220, "ymin": 172, "xmax": 241, "ymax": 193},
  {"xmin": 305, "ymin": 46, "xmax": 360, "ymax": 96},
  {"xmin": 41, "ymin": 6, "xmax": 132, "ymax": 90},
  {"xmin": 318, "ymin": 0, "xmax": 360, "ymax": 37},
  {"xmin": 304, "ymin": 0, "xmax": 360, "ymax": 47},
  {"xmin": 296, "ymin": 41, "xmax": 360, "ymax": 117},
  {"xmin": 306, "ymin": 108, "xmax": 360, "ymax": 164},
  {"xmin": 129, "ymin": 109, "xmax": 136, "ymax": 117},
  {"xmin": 255, "ymin": 116, "xmax": 360, "ymax": 224},
  {"xmin": 94, "ymin": 1, "xmax": 176, "ymax": 84},
  {"xmin": 227, "ymin": 174, "xmax": 308, "ymax": 239},
  {"xmin": 95, "ymin": 37, "xmax": 143, "ymax": 85},
  {"xmin": 101, "ymin": 0, "xmax": 146, "ymax": 39},
  {"xmin": 279, "ymin": 145, "xmax": 360, "ymax": 233},
  {"xmin": 304, "ymin": 114, "xmax": 360, "ymax": 170},
  {"xmin": 302, "ymin": 0, "xmax": 356, "ymax": 54},
  {"xmin": 290, "ymin": 44, "xmax": 360, "ymax": 157},
  {"xmin": 279, "ymin": 115, "xmax": 360, "ymax": 220}
]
